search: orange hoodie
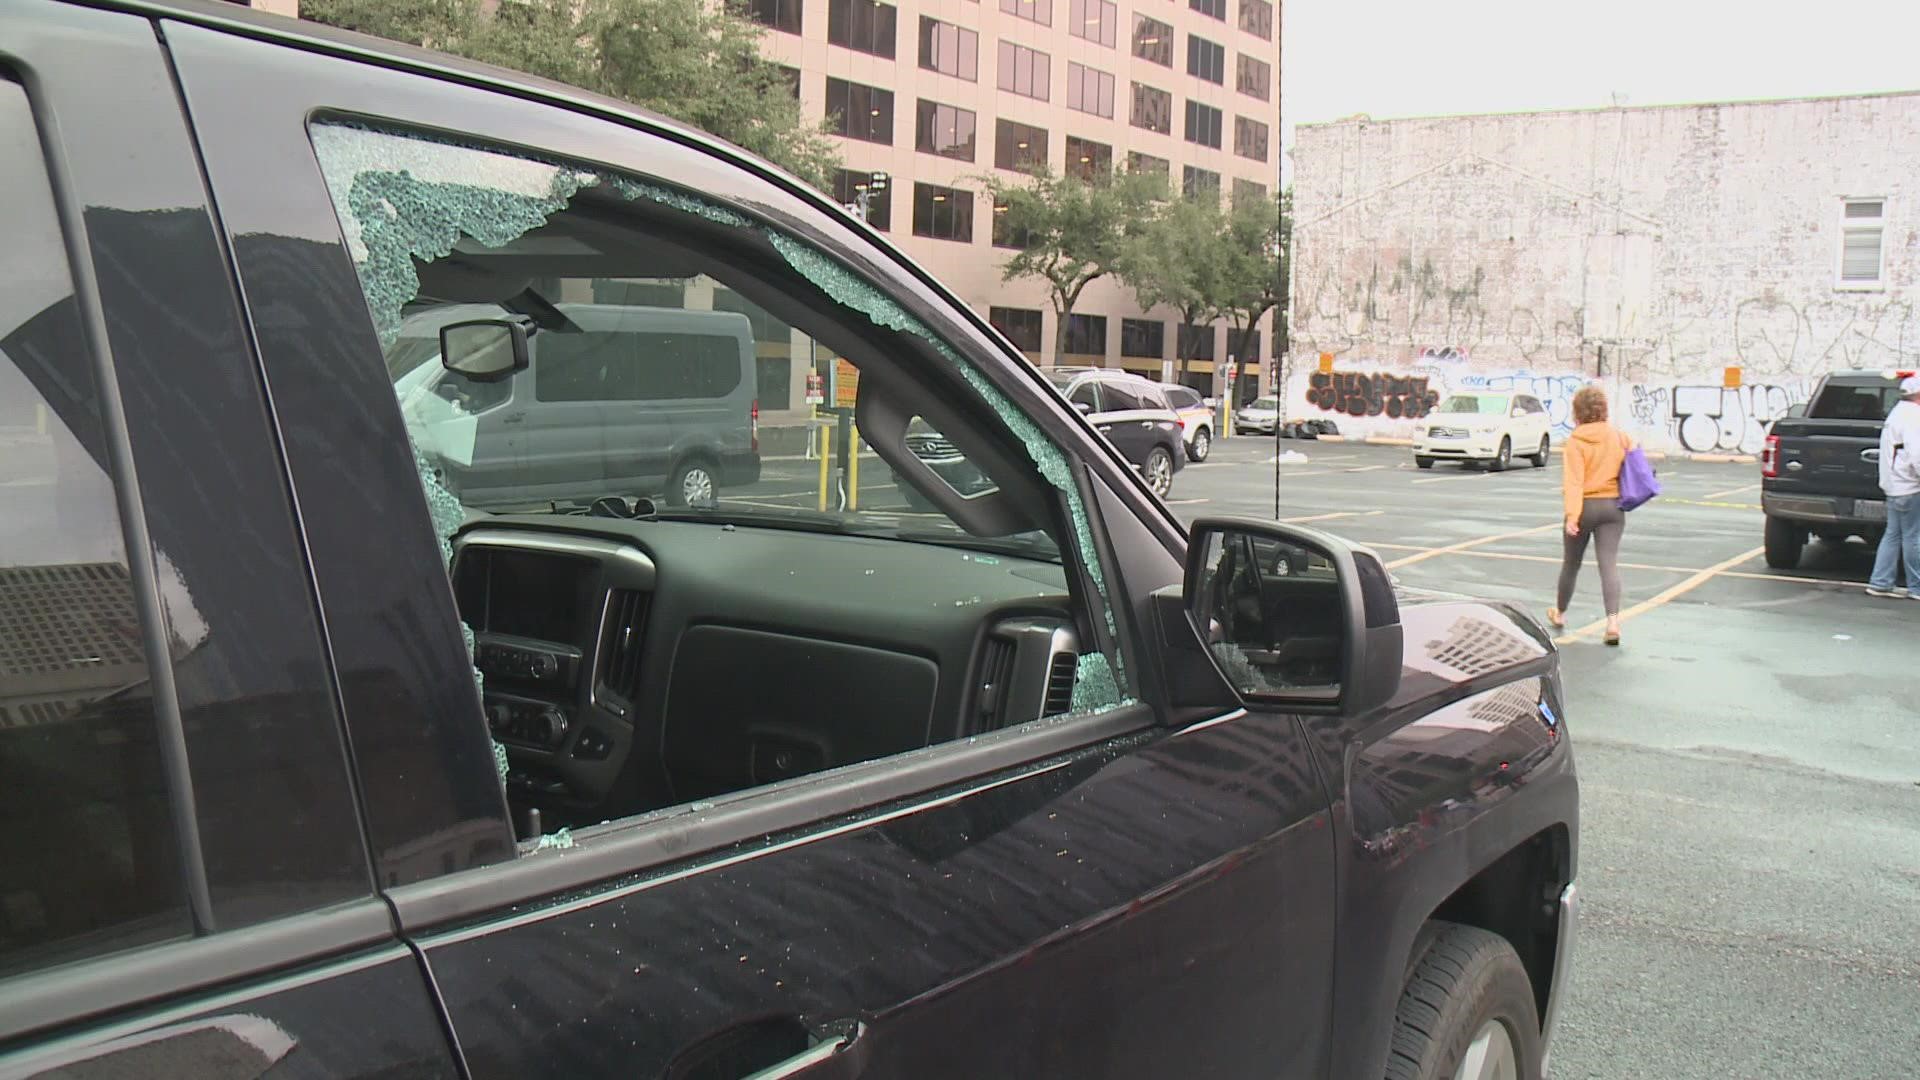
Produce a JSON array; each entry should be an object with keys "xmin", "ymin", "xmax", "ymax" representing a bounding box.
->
[{"xmin": 1562, "ymin": 422, "xmax": 1630, "ymax": 520}]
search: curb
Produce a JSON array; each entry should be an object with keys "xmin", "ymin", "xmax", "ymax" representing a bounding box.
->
[{"xmin": 1356, "ymin": 434, "xmax": 1754, "ymax": 464}]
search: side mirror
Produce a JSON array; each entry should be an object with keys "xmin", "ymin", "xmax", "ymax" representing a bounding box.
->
[
  {"xmin": 1153, "ymin": 519, "xmax": 1402, "ymax": 721},
  {"xmin": 441, "ymin": 317, "xmax": 532, "ymax": 383}
]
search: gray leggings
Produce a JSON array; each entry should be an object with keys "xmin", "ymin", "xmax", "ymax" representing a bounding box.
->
[{"xmin": 1558, "ymin": 498, "xmax": 1625, "ymax": 616}]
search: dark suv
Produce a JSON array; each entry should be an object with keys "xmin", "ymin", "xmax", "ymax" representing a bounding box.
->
[
  {"xmin": 1044, "ymin": 367, "xmax": 1187, "ymax": 497},
  {"xmin": 0, "ymin": 5, "xmax": 1578, "ymax": 1079}
]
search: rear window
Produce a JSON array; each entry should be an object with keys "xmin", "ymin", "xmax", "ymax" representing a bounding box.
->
[
  {"xmin": 535, "ymin": 330, "xmax": 742, "ymax": 402},
  {"xmin": 1166, "ymin": 386, "xmax": 1201, "ymax": 409},
  {"xmin": 1808, "ymin": 382, "xmax": 1900, "ymax": 420},
  {"xmin": 1438, "ymin": 394, "xmax": 1509, "ymax": 415}
]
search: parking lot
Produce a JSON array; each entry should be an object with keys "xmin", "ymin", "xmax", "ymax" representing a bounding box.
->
[{"xmin": 1182, "ymin": 435, "xmax": 1920, "ymax": 1079}]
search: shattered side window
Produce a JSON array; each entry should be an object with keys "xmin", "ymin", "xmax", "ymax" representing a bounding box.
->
[{"xmin": 307, "ymin": 120, "xmax": 1133, "ymax": 820}]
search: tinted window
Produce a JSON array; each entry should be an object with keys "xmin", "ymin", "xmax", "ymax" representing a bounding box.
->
[
  {"xmin": 918, "ymin": 17, "xmax": 979, "ymax": 79},
  {"xmin": 1237, "ymin": 53, "xmax": 1273, "ymax": 100},
  {"xmin": 997, "ymin": 41, "xmax": 1051, "ymax": 100},
  {"xmin": 1069, "ymin": 0, "xmax": 1118, "ymax": 46},
  {"xmin": 1166, "ymin": 386, "xmax": 1202, "ymax": 409},
  {"xmin": 1100, "ymin": 379, "xmax": 1147, "ymax": 411},
  {"xmin": 1065, "ymin": 313, "xmax": 1107, "ymax": 356},
  {"xmin": 1810, "ymin": 383, "xmax": 1901, "ymax": 419},
  {"xmin": 995, "ymin": 118, "xmax": 1050, "ymax": 172},
  {"xmin": 1132, "ymin": 14, "xmax": 1174, "ymax": 66},
  {"xmin": 746, "ymin": 0, "xmax": 803, "ymax": 33},
  {"xmin": 1122, "ymin": 318, "xmax": 1166, "ymax": 358},
  {"xmin": 0, "ymin": 78, "xmax": 189, "ymax": 978},
  {"xmin": 1066, "ymin": 62, "xmax": 1116, "ymax": 118},
  {"xmin": 535, "ymin": 331, "xmax": 743, "ymax": 402},
  {"xmin": 1000, "ymin": 0, "xmax": 1051, "ymax": 25},
  {"xmin": 1068, "ymin": 380, "xmax": 1102, "ymax": 411},
  {"xmin": 826, "ymin": 78, "xmax": 894, "ymax": 144},
  {"xmin": 915, "ymin": 100, "xmax": 979, "ymax": 161},
  {"xmin": 1186, "ymin": 101, "xmax": 1224, "ymax": 148},
  {"xmin": 990, "ymin": 306, "xmax": 1045, "ymax": 351},
  {"xmin": 828, "ymin": 0, "xmax": 897, "ymax": 57},
  {"xmin": 913, "ymin": 182, "xmax": 975, "ymax": 242},
  {"xmin": 1065, "ymin": 135, "xmax": 1113, "ymax": 181},
  {"xmin": 1131, "ymin": 82, "xmax": 1173, "ymax": 134},
  {"xmin": 1188, "ymin": 36, "xmax": 1226, "ymax": 82},
  {"xmin": 832, "ymin": 168, "xmax": 893, "ymax": 230}
]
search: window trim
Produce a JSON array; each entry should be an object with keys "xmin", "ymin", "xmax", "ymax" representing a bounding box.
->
[{"xmin": 1836, "ymin": 196, "xmax": 1887, "ymax": 290}]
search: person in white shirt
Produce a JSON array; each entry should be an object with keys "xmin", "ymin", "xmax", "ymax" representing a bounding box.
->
[{"xmin": 1867, "ymin": 374, "xmax": 1920, "ymax": 598}]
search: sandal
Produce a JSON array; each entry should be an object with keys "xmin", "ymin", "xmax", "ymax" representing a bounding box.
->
[
  {"xmin": 1545, "ymin": 607, "xmax": 1566, "ymax": 630},
  {"xmin": 1604, "ymin": 619, "xmax": 1621, "ymax": 646}
]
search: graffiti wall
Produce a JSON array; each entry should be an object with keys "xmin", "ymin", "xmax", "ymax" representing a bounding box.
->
[{"xmin": 1287, "ymin": 360, "xmax": 1812, "ymax": 455}]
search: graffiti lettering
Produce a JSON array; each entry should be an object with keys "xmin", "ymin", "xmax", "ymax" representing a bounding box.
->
[
  {"xmin": 1670, "ymin": 383, "xmax": 1806, "ymax": 454},
  {"xmin": 1307, "ymin": 371, "xmax": 1441, "ymax": 419},
  {"xmin": 1453, "ymin": 372, "xmax": 1589, "ymax": 433}
]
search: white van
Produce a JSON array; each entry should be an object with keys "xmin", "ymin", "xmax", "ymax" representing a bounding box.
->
[{"xmin": 393, "ymin": 303, "xmax": 761, "ymax": 507}]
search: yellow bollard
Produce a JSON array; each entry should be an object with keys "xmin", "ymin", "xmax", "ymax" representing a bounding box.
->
[
  {"xmin": 848, "ymin": 422, "xmax": 860, "ymax": 511},
  {"xmin": 817, "ymin": 421, "xmax": 831, "ymax": 512}
]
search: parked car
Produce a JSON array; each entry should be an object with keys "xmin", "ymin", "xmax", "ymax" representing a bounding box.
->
[
  {"xmin": 1155, "ymin": 382, "xmax": 1217, "ymax": 462},
  {"xmin": 1043, "ymin": 368, "xmax": 1187, "ymax": 497},
  {"xmin": 1415, "ymin": 393, "xmax": 1554, "ymax": 471},
  {"xmin": 394, "ymin": 302, "xmax": 761, "ymax": 508},
  {"xmin": 1761, "ymin": 369, "xmax": 1914, "ymax": 568},
  {"xmin": 0, "ymin": 6, "xmax": 1578, "ymax": 1079},
  {"xmin": 1236, "ymin": 394, "xmax": 1283, "ymax": 434}
]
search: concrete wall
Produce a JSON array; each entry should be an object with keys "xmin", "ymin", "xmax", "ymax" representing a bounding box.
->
[{"xmin": 1287, "ymin": 93, "xmax": 1920, "ymax": 453}]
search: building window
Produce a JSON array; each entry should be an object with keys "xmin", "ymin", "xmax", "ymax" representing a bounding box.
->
[
  {"xmin": 832, "ymin": 169, "xmax": 893, "ymax": 229},
  {"xmin": 826, "ymin": 78, "xmax": 894, "ymax": 144},
  {"xmin": 1236, "ymin": 54, "xmax": 1272, "ymax": 100},
  {"xmin": 1000, "ymin": 0, "xmax": 1051, "ymax": 26},
  {"xmin": 997, "ymin": 41, "xmax": 1051, "ymax": 100},
  {"xmin": 1065, "ymin": 135, "xmax": 1113, "ymax": 181},
  {"xmin": 828, "ymin": 0, "xmax": 897, "ymax": 57},
  {"xmin": 918, "ymin": 17, "xmax": 979, "ymax": 80},
  {"xmin": 1237, "ymin": 0, "xmax": 1273, "ymax": 38},
  {"xmin": 913, "ymin": 182, "xmax": 974, "ymax": 242},
  {"xmin": 991, "ymin": 306, "xmax": 1045, "ymax": 350},
  {"xmin": 1130, "ymin": 82, "xmax": 1172, "ymax": 135},
  {"xmin": 1233, "ymin": 177, "xmax": 1269, "ymax": 205},
  {"xmin": 1189, "ymin": 0, "xmax": 1225, "ymax": 19},
  {"xmin": 991, "ymin": 199, "xmax": 1035, "ymax": 248},
  {"xmin": 1069, "ymin": 0, "xmax": 1118, "ymax": 47},
  {"xmin": 1066, "ymin": 62, "xmax": 1115, "ymax": 118},
  {"xmin": 745, "ymin": 0, "xmax": 802, "ymax": 34},
  {"xmin": 1121, "ymin": 318, "xmax": 1165, "ymax": 358},
  {"xmin": 1180, "ymin": 322, "xmax": 1217, "ymax": 360},
  {"xmin": 1184, "ymin": 100, "xmax": 1223, "ymax": 148},
  {"xmin": 995, "ymin": 118, "xmax": 1049, "ymax": 172},
  {"xmin": 1065, "ymin": 313, "xmax": 1108, "ymax": 356},
  {"xmin": 1233, "ymin": 116, "xmax": 1269, "ymax": 161},
  {"xmin": 1840, "ymin": 199, "xmax": 1886, "ymax": 286},
  {"xmin": 1182, "ymin": 165, "xmax": 1221, "ymax": 200},
  {"xmin": 1128, "ymin": 151, "xmax": 1171, "ymax": 177},
  {"xmin": 1132, "ymin": 14, "xmax": 1173, "ymax": 66},
  {"xmin": 915, "ymin": 100, "xmax": 978, "ymax": 161},
  {"xmin": 1231, "ymin": 328, "xmax": 1262, "ymax": 363},
  {"xmin": 1187, "ymin": 36, "xmax": 1226, "ymax": 83},
  {"xmin": 775, "ymin": 64, "xmax": 802, "ymax": 99}
]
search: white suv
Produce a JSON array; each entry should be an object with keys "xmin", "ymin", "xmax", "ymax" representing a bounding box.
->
[
  {"xmin": 1155, "ymin": 383, "xmax": 1217, "ymax": 462},
  {"xmin": 1413, "ymin": 392, "xmax": 1553, "ymax": 471}
]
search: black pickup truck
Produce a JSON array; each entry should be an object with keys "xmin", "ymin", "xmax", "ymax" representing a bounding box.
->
[
  {"xmin": 1761, "ymin": 370, "xmax": 1914, "ymax": 568},
  {"xmin": 0, "ymin": 4, "xmax": 1578, "ymax": 1078}
]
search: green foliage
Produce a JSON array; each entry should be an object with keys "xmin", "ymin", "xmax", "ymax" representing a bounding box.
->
[
  {"xmin": 978, "ymin": 168, "xmax": 1168, "ymax": 358},
  {"xmin": 301, "ymin": 0, "xmax": 840, "ymax": 188},
  {"xmin": 1117, "ymin": 189, "xmax": 1285, "ymax": 379}
]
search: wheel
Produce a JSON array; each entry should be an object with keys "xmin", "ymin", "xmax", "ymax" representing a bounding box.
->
[
  {"xmin": 1416, "ymin": 456, "xmax": 1436, "ymax": 470},
  {"xmin": 667, "ymin": 458, "xmax": 718, "ymax": 507},
  {"xmin": 1143, "ymin": 446, "xmax": 1174, "ymax": 498},
  {"xmin": 1187, "ymin": 426, "xmax": 1211, "ymax": 462},
  {"xmin": 1489, "ymin": 437, "xmax": 1512, "ymax": 472},
  {"xmin": 1387, "ymin": 922, "xmax": 1543, "ymax": 1080},
  {"xmin": 1531, "ymin": 436, "xmax": 1550, "ymax": 468},
  {"xmin": 1764, "ymin": 516, "xmax": 1806, "ymax": 569}
]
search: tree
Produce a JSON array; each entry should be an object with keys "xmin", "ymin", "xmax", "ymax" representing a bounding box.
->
[
  {"xmin": 1220, "ymin": 191, "xmax": 1286, "ymax": 387},
  {"xmin": 1117, "ymin": 194, "xmax": 1235, "ymax": 381},
  {"xmin": 302, "ymin": 0, "xmax": 840, "ymax": 188},
  {"xmin": 977, "ymin": 168, "xmax": 1166, "ymax": 363}
]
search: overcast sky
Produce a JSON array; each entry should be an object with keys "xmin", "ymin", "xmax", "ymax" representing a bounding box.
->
[{"xmin": 1281, "ymin": 0, "xmax": 1920, "ymax": 183}]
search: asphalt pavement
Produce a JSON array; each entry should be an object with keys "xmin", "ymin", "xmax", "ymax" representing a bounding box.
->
[{"xmin": 1179, "ymin": 435, "xmax": 1920, "ymax": 1080}]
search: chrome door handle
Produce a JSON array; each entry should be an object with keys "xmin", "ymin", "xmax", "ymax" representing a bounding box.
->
[
  {"xmin": 502, "ymin": 413, "xmax": 526, "ymax": 425},
  {"xmin": 741, "ymin": 1022, "xmax": 868, "ymax": 1080},
  {"xmin": 1863, "ymin": 448, "xmax": 1882, "ymax": 462}
]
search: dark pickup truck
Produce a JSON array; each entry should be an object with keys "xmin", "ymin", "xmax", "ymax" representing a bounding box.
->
[
  {"xmin": 1761, "ymin": 370, "xmax": 1915, "ymax": 568},
  {"xmin": 1, "ymin": 3, "xmax": 1577, "ymax": 1078}
]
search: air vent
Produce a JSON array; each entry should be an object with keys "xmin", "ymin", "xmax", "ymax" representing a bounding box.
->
[
  {"xmin": 1043, "ymin": 651, "xmax": 1079, "ymax": 716},
  {"xmin": 975, "ymin": 635, "xmax": 1017, "ymax": 731},
  {"xmin": 598, "ymin": 590, "xmax": 650, "ymax": 701}
]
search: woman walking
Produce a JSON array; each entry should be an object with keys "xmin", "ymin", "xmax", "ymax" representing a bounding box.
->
[{"xmin": 1548, "ymin": 385, "xmax": 1630, "ymax": 645}]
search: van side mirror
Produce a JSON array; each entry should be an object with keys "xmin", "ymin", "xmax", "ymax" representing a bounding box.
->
[
  {"xmin": 441, "ymin": 317, "xmax": 532, "ymax": 383},
  {"xmin": 1154, "ymin": 519, "xmax": 1402, "ymax": 720}
]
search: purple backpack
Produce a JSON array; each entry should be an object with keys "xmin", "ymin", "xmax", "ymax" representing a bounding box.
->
[{"xmin": 1618, "ymin": 437, "xmax": 1661, "ymax": 511}]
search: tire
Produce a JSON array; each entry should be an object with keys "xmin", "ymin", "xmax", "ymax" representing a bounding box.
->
[
  {"xmin": 1187, "ymin": 426, "xmax": 1211, "ymax": 462},
  {"xmin": 667, "ymin": 457, "xmax": 718, "ymax": 507},
  {"xmin": 1764, "ymin": 515, "xmax": 1806, "ymax": 569},
  {"xmin": 1489, "ymin": 437, "xmax": 1512, "ymax": 472},
  {"xmin": 1387, "ymin": 922, "xmax": 1543, "ymax": 1080},
  {"xmin": 1143, "ymin": 446, "xmax": 1174, "ymax": 498},
  {"xmin": 1416, "ymin": 456, "xmax": 1436, "ymax": 470},
  {"xmin": 1531, "ymin": 436, "xmax": 1550, "ymax": 468}
]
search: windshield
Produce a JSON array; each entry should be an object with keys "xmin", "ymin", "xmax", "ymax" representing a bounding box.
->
[
  {"xmin": 1437, "ymin": 395, "xmax": 1509, "ymax": 415},
  {"xmin": 1247, "ymin": 396, "xmax": 1279, "ymax": 410}
]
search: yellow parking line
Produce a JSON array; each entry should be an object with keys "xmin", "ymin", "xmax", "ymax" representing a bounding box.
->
[
  {"xmin": 1386, "ymin": 523, "xmax": 1561, "ymax": 569},
  {"xmin": 1281, "ymin": 510, "xmax": 1385, "ymax": 524},
  {"xmin": 1369, "ymin": 542, "xmax": 1844, "ymax": 586},
  {"xmin": 1662, "ymin": 497, "xmax": 1763, "ymax": 510},
  {"xmin": 1703, "ymin": 482, "xmax": 1759, "ymax": 500},
  {"xmin": 1556, "ymin": 545, "xmax": 1766, "ymax": 644}
]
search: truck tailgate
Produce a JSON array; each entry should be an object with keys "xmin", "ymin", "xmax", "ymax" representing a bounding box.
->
[{"xmin": 1769, "ymin": 418, "xmax": 1883, "ymax": 501}]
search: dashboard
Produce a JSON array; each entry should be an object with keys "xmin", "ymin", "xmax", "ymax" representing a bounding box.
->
[{"xmin": 451, "ymin": 516, "xmax": 1083, "ymax": 825}]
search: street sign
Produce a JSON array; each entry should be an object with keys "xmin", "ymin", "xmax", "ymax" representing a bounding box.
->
[
  {"xmin": 805, "ymin": 371, "xmax": 824, "ymax": 405},
  {"xmin": 1723, "ymin": 366, "xmax": 1742, "ymax": 389},
  {"xmin": 834, "ymin": 358, "xmax": 860, "ymax": 408}
]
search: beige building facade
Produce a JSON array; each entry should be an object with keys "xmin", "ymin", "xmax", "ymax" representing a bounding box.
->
[{"xmin": 749, "ymin": 0, "xmax": 1279, "ymax": 398}]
